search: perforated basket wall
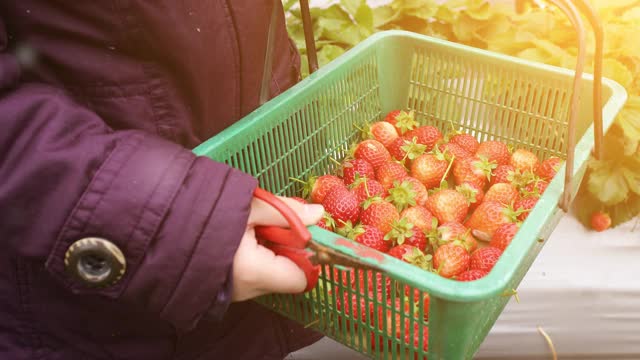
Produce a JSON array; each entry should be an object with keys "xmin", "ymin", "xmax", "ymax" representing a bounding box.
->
[{"xmin": 193, "ymin": 30, "xmax": 626, "ymax": 359}]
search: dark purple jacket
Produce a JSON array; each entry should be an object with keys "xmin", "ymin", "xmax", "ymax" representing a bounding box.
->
[{"xmin": 0, "ymin": 1, "xmax": 321, "ymax": 359}]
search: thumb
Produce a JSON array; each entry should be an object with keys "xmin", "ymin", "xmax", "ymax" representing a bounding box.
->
[{"xmin": 249, "ymin": 196, "xmax": 324, "ymax": 227}]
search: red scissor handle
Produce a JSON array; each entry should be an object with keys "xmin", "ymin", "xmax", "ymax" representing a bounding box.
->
[{"xmin": 253, "ymin": 188, "xmax": 320, "ymax": 292}]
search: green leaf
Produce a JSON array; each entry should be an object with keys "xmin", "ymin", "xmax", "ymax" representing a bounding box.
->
[
  {"xmin": 341, "ymin": 0, "xmax": 374, "ymax": 30},
  {"xmin": 587, "ymin": 159, "xmax": 630, "ymax": 205},
  {"xmin": 616, "ymin": 96, "xmax": 640, "ymax": 142},
  {"xmin": 317, "ymin": 44, "xmax": 346, "ymax": 67}
]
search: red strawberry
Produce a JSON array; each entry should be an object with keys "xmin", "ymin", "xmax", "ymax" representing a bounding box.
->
[
  {"xmin": 341, "ymin": 158, "xmax": 375, "ymax": 186},
  {"xmin": 351, "ymin": 177, "xmax": 387, "ymax": 204},
  {"xmin": 464, "ymin": 201, "xmax": 520, "ymax": 241},
  {"xmin": 387, "ymin": 178, "xmax": 428, "ymax": 211},
  {"xmin": 452, "ymin": 156, "xmax": 496, "ymax": 189},
  {"xmin": 514, "ymin": 196, "xmax": 538, "ymax": 221},
  {"xmin": 361, "ymin": 197, "xmax": 400, "ymax": 234},
  {"xmin": 349, "ymin": 224, "xmax": 390, "ymax": 253},
  {"xmin": 433, "ymin": 243, "xmax": 470, "ymax": 278},
  {"xmin": 476, "ymin": 140, "xmax": 510, "ymax": 166},
  {"xmin": 484, "ymin": 183, "xmax": 519, "ymax": 206},
  {"xmin": 387, "ymin": 136, "xmax": 427, "ymax": 163},
  {"xmin": 490, "ymin": 164, "xmax": 516, "ymax": 186},
  {"xmin": 400, "ymin": 206, "xmax": 436, "ymax": 233},
  {"xmin": 354, "ymin": 139, "xmax": 392, "ymax": 169},
  {"xmin": 591, "ymin": 211, "xmax": 612, "ymax": 232},
  {"xmin": 316, "ymin": 212, "xmax": 337, "ymax": 232},
  {"xmin": 456, "ymin": 182, "xmax": 484, "ymax": 211},
  {"xmin": 297, "ymin": 174, "xmax": 345, "ymax": 204},
  {"xmin": 428, "ymin": 222, "xmax": 477, "ymax": 253},
  {"xmin": 470, "ymin": 247, "xmax": 502, "ymax": 273},
  {"xmin": 523, "ymin": 178, "xmax": 549, "ymax": 197},
  {"xmin": 456, "ymin": 269, "xmax": 488, "ymax": 282},
  {"xmin": 387, "ymin": 244, "xmax": 421, "ymax": 263},
  {"xmin": 337, "ymin": 290, "xmax": 379, "ymax": 327},
  {"xmin": 376, "ymin": 161, "xmax": 409, "ymax": 190},
  {"xmin": 411, "ymin": 151, "xmax": 449, "ymax": 189},
  {"xmin": 489, "ymin": 223, "xmax": 519, "ymax": 251},
  {"xmin": 426, "ymin": 189, "xmax": 469, "ymax": 224},
  {"xmin": 322, "ymin": 187, "xmax": 360, "ymax": 224},
  {"xmin": 354, "ymin": 270, "xmax": 391, "ymax": 297},
  {"xmin": 438, "ymin": 142, "xmax": 472, "ymax": 163},
  {"xmin": 384, "ymin": 109, "xmax": 419, "ymax": 134},
  {"xmin": 369, "ymin": 121, "xmax": 399, "ymax": 147},
  {"xmin": 510, "ymin": 148, "xmax": 540, "ymax": 173},
  {"xmin": 405, "ymin": 125, "xmax": 443, "ymax": 151},
  {"xmin": 450, "ymin": 133, "xmax": 480, "ymax": 154},
  {"xmin": 403, "ymin": 286, "xmax": 431, "ymax": 320},
  {"xmin": 537, "ymin": 156, "xmax": 563, "ymax": 181},
  {"xmin": 386, "ymin": 218, "xmax": 428, "ymax": 251},
  {"xmin": 371, "ymin": 305, "xmax": 429, "ymax": 358}
]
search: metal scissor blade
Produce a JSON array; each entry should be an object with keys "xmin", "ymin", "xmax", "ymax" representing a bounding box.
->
[{"xmin": 308, "ymin": 241, "xmax": 382, "ymax": 271}]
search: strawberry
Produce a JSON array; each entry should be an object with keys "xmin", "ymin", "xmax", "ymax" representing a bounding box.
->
[
  {"xmin": 514, "ymin": 196, "xmax": 538, "ymax": 221},
  {"xmin": 348, "ymin": 224, "xmax": 391, "ymax": 253},
  {"xmin": 371, "ymin": 305, "xmax": 429, "ymax": 358},
  {"xmin": 354, "ymin": 270, "xmax": 391, "ymax": 296},
  {"xmin": 426, "ymin": 189, "xmax": 469, "ymax": 224},
  {"xmin": 489, "ymin": 223, "xmax": 519, "ymax": 251},
  {"xmin": 537, "ymin": 156, "xmax": 563, "ymax": 181},
  {"xmin": 464, "ymin": 201, "xmax": 521, "ymax": 241},
  {"xmin": 387, "ymin": 178, "xmax": 428, "ymax": 210},
  {"xmin": 456, "ymin": 182, "xmax": 484, "ymax": 211},
  {"xmin": 322, "ymin": 187, "xmax": 360, "ymax": 224},
  {"xmin": 341, "ymin": 158, "xmax": 375, "ymax": 186},
  {"xmin": 590, "ymin": 211, "xmax": 612, "ymax": 232},
  {"xmin": 428, "ymin": 221, "xmax": 477, "ymax": 253},
  {"xmin": 376, "ymin": 161, "xmax": 409, "ymax": 190},
  {"xmin": 456, "ymin": 269, "xmax": 488, "ymax": 282},
  {"xmin": 386, "ymin": 218, "xmax": 428, "ymax": 251},
  {"xmin": 433, "ymin": 243, "xmax": 470, "ymax": 278},
  {"xmin": 405, "ymin": 125, "xmax": 443, "ymax": 151},
  {"xmin": 384, "ymin": 109, "xmax": 419, "ymax": 134},
  {"xmin": 337, "ymin": 290, "xmax": 379, "ymax": 327},
  {"xmin": 400, "ymin": 206, "xmax": 436, "ymax": 233},
  {"xmin": 438, "ymin": 142, "xmax": 472, "ymax": 163},
  {"xmin": 388, "ymin": 136, "xmax": 427, "ymax": 164},
  {"xmin": 316, "ymin": 212, "xmax": 337, "ymax": 232},
  {"xmin": 510, "ymin": 148, "xmax": 539, "ymax": 173},
  {"xmin": 484, "ymin": 183, "xmax": 519, "ymax": 206},
  {"xmin": 351, "ymin": 177, "xmax": 387, "ymax": 204},
  {"xmin": 490, "ymin": 164, "xmax": 516, "ymax": 186},
  {"xmin": 354, "ymin": 139, "xmax": 392, "ymax": 169},
  {"xmin": 387, "ymin": 244, "xmax": 421, "ymax": 263},
  {"xmin": 296, "ymin": 174, "xmax": 345, "ymax": 204},
  {"xmin": 476, "ymin": 140, "xmax": 510, "ymax": 166},
  {"xmin": 522, "ymin": 178, "xmax": 549, "ymax": 197},
  {"xmin": 361, "ymin": 197, "xmax": 400, "ymax": 234},
  {"xmin": 450, "ymin": 133, "xmax": 480, "ymax": 154},
  {"xmin": 369, "ymin": 121, "xmax": 399, "ymax": 147},
  {"xmin": 470, "ymin": 247, "xmax": 502, "ymax": 273},
  {"xmin": 411, "ymin": 150, "xmax": 449, "ymax": 189},
  {"xmin": 452, "ymin": 156, "xmax": 496, "ymax": 189}
]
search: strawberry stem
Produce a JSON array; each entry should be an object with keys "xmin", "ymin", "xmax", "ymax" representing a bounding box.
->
[
  {"xmin": 440, "ymin": 154, "xmax": 456, "ymax": 185},
  {"xmin": 289, "ymin": 177, "xmax": 307, "ymax": 185},
  {"xmin": 329, "ymin": 157, "xmax": 342, "ymax": 166}
]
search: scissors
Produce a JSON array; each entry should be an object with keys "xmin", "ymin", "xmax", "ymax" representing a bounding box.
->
[{"xmin": 253, "ymin": 187, "xmax": 381, "ymax": 292}]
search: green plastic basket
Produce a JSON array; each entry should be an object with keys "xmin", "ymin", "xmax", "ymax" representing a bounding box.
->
[{"xmin": 193, "ymin": 30, "xmax": 626, "ymax": 359}]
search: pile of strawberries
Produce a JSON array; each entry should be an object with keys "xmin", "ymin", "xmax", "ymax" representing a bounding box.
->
[{"xmin": 293, "ymin": 110, "xmax": 563, "ymax": 355}]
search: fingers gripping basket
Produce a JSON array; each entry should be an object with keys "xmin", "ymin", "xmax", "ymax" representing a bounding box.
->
[{"xmin": 193, "ymin": 2, "xmax": 626, "ymax": 359}]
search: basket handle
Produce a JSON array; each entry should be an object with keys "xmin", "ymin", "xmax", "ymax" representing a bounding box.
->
[{"xmin": 517, "ymin": 0, "xmax": 604, "ymax": 212}]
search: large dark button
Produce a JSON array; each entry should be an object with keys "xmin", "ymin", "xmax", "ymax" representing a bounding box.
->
[{"xmin": 64, "ymin": 237, "xmax": 126, "ymax": 287}]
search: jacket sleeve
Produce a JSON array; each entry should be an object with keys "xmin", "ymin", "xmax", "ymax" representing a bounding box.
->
[{"xmin": 0, "ymin": 79, "xmax": 257, "ymax": 332}]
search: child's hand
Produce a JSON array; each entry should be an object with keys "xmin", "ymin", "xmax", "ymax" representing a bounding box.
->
[{"xmin": 231, "ymin": 196, "xmax": 324, "ymax": 302}]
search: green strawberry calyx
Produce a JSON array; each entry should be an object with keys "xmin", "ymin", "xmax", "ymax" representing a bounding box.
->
[
  {"xmin": 362, "ymin": 195, "xmax": 385, "ymax": 210},
  {"xmin": 384, "ymin": 218, "xmax": 416, "ymax": 245},
  {"xmin": 394, "ymin": 110, "xmax": 419, "ymax": 134},
  {"xmin": 456, "ymin": 183, "xmax": 480, "ymax": 205},
  {"xmin": 474, "ymin": 155, "xmax": 498, "ymax": 181},
  {"xmin": 386, "ymin": 180, "xmax": 417, "ymax": 212},
  {"xmin": 401, "ymin": 137, "xmax": 427, "ymax": 162}
]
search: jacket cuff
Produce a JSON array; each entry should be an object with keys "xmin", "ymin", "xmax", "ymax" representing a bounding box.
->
[{"xmin": 45, "ymin": 131, "xmax": 257, "ymax": 332}]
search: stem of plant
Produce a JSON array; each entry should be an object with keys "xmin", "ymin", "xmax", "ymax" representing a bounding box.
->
[
  {"xmin": 440, "ymin": 155, "xmax": 456, "ymax": 185},
  {"xmin": 289, "ymin": 177, "xmax": 307, "ymax": 184}
]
